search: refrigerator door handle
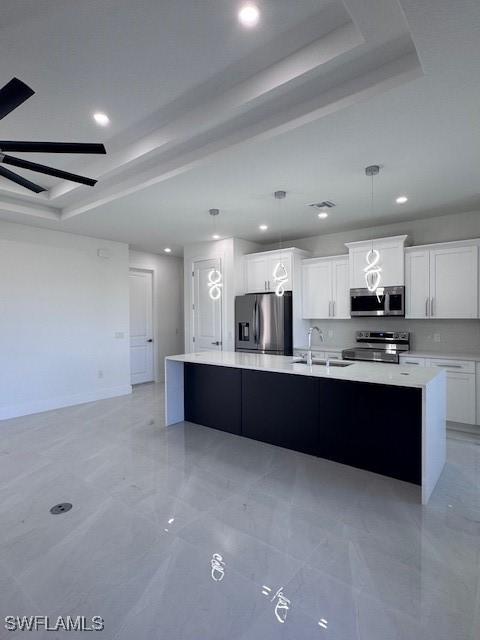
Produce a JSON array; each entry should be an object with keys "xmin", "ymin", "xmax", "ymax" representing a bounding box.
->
[
  {"xmin": 253, "ymin": 300, "xmax": 259, "ymax": 343},
  {"xmin": 256, "ymin": 299, "xmax": 261, "ymax": 345}
]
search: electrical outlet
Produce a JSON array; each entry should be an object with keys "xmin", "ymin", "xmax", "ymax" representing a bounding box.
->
[
  {"xmin": 98, "ymin": 370, "xmax": 104, "ymax": 379},
  {"xmin": 114, "ymin": 332, "xmax": 125, "ymax": 339},
  {"xmin": 434, "ymin": 333, "xmax": 441, "ymax": 343}
]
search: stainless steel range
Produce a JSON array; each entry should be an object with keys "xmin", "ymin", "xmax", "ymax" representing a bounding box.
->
[{"xmin": 342, "ymin": 331, "xmax": 410, "ymax": 364}]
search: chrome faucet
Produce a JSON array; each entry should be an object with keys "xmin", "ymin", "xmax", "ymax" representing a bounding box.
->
[{"xmin": 306, "ymin": 326, "xmax": 324, "ymax": 366}]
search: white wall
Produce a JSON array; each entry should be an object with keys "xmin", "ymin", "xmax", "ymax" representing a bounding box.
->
[
  {"xmin": 280, "ymin": 209, "xmax": 480, "ymax": 354},
  {"xmin": 271, "ymin": 210, "xmax": 480, "ymax": 257},
  {"xmin": 129, "ymin": 250, "xmax": 184, "ymax": 380},
  {"xmin": 303, "ymin": 317, "xmax": 480, "ymax": 354},
  {"xmin": 0, "ymin": 221, "xmax": 131, "ymax": 420},
  {"xmin": 183, "ymin": 237, "xmax": 261, "ymax": 351}
]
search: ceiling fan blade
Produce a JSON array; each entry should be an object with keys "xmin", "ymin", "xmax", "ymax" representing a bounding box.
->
[
  {"xmin": 0, "ymin": 78, "xmax": 35, "ymax": 121},
  {"xmin": 0, "ymin": 141, "xmax": 106, "ymax": 154},
  {"xmin": 0, "ymin": 166, "xmax": 46, "ymax": 193},
  {"xmin": 1, "ymin": 154, "xmax": 97, "ymax": 186}
]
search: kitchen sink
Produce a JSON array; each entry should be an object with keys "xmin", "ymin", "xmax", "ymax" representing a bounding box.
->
[{"xmin": 292, "ymin": 358, "xmax": 353, "ymax": 367}]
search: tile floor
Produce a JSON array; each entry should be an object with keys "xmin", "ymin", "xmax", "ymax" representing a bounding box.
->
[{"xmin": 0, "ymin": 383, "xmax": 479, "ymax": 639}]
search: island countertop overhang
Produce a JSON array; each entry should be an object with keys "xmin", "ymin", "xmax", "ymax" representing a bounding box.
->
[{"xmin": 166, "ymin": 351, "xmax": 445, "ymax": 389}]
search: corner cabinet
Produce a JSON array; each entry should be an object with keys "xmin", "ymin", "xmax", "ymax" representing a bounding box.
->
[
  {"xmin": 301, "ymin": 255, "xmax": 349, "ymax": 319},
  {"xmin": 405, "ymin": 241, "xmax": 478, "ymax": 319}
]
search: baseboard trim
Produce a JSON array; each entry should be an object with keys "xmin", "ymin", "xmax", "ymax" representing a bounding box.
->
[
  {"xmin": 447, "ymin": 420, "xmax": 480, "ymax": 435},
  {"xmin": 0, "ymin": 384, "xmax": 133, "ymax": 421}
]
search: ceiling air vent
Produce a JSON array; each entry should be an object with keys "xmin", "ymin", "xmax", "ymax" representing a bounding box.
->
[{"xmin": 306, "ymin": 201, "xmax": 336, "ymax": 209}]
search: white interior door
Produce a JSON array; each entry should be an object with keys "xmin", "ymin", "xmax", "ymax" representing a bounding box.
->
[
  {"xmin": 129, "ymin": 269, "xmax": 154, "ymax": 384},
  {"xmin": 193, "ymin": 258, "xmax": 223, "ymax": 351}
]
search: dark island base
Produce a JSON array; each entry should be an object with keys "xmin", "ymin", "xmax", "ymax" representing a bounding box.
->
[{"xmin": 184, "ymin": 363, "xmax": 422, "ymax": 485}]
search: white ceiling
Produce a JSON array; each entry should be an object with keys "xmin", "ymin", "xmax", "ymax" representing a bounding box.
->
[{"xmin": 1, "ymin": 0, "xmax": 479, "ymax": 254}]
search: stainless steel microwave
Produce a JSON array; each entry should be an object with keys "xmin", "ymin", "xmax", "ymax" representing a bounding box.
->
[{"xmin": 350, "ymin": 286, "xmax": 405, "ymax": 317}]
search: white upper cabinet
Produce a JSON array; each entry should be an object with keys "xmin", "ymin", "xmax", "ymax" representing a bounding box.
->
[
  {"xmin": 345, "ymin": 235, "xmax": 407, "ymax": 288},
  {"xmin": 302, "ymin": 259, "xmax": 331, "ymax": 318},
  {"xmin": 245, "ymin": 254, "xmax": 270, "ymax": 293},
  {"xmin": 429, "ymin": 244, "xmax": 478, "ymax": 318},
  {"xmin": 244, "ymin": 250, "xmax": 293, "ymax": 293},
  {"xmin": 405, "ymin": 249, "xmax": 430, "ymax": 318},
  {"xmin": 405, "ymin": 241, "xmax": 478, "ymax": 319},
  {"xmin": 302, "ymin": 256, "xmax": 349, "ymax": 319},
  {"xmin": 331, "ymin": 258, "xmax": 350, "ymax": 319}
]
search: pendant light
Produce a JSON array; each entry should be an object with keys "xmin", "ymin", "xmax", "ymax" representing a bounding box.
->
[
  {"xmin": 273, "ymin": 190, "xmax": 288, "ymax": 297},
  {"xmin": 207, "ymin": 208, "xmax": 223, "ymax": 300},
  {"xmin": 363, "ymin": 166, "xmax": 383, "ymax": 298}
]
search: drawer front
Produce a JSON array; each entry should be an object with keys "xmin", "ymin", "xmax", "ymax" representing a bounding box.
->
[
  {"xmin": 427, "ymin": 358, "xmax": 475, "ymax": 373},
  {"xmin": 399, "ymin": 356, "xmax": 426, "ymax": 367}
]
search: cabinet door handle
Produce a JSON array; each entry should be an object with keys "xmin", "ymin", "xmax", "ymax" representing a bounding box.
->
[
  {"xmin": 431, "ymin": 297, "xmax": 434, "ymax": 316},
  {"xmin": 332, "ymin": 300, "xmax": 335, "ymax": 317},
  {"xmin": 425, "ymin": 298, "xmax": 429, "ymax": 317},
  {"xmin": 328, "ymin": 301, "xmax": 331, "ymax": 317},
  {"xmin": 264, "ymin": 280, "xmax": 267, "ymax": 291},
  {"xmin": 404, "ymin": 361, "xmax": 420, "ymax": 365},
  {"xmin": 435, "ymin": 363, "xmax": 462, "ymax": 369}
]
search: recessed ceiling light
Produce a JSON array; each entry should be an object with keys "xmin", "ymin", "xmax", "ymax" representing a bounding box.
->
[
  {"xmin": 164, "ymin": 247, "xmax": 172, "ymax": 253},
  {"xmin": 396, "ymin": 195, "xmax": 408, "ymax": 204},
  {"xmin": 259, "ymin": 224, "xmax": 268, "ymax": 231},
  {"xmin": 318, "ymin": 211, "xmax": 328, "ymax": 219},
  {"xmin": 212, "ymin": 234, "xmax": 220, "ymax": 240},
  {"xmin": 93, "ymin": 112, "xmax": 110, "ymax": 126},
  {"xmin": 238, "ymin": 3, "xmax": 260, "ymax": 28}
]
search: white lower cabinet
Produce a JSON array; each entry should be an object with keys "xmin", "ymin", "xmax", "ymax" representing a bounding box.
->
[
  {"xmin": 399, "ymin": 356, "xmax": 426, "ymax": 367},
  {"xmin": 400, "ymin": 355, "xmax": 476, "ymax": 424}
]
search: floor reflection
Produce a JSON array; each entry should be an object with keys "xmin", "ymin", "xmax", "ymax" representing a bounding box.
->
[{"xmin": 0, "ymin": 383, "xmax": 479, "ymax": 640}]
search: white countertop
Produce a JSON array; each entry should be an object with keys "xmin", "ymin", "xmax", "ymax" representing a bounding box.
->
[
  {"xmin": 295, "ymin": 347, "xmax": 480, "ymax": 362},
  {"xmin": 167, "ymin": 351, "xmax": 443, "ymax": 389},
  {"xmin": 403, "ymin": 350, "xmax": 480, "ymax": 362}
]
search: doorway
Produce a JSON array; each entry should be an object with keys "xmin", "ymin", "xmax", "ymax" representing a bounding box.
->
[
  {"xmin": 129, "ymin": 269, "xmax": 154, "ymax": 384},
  {"xmin": 192, "ymin": 257, "xmax": 223, "ymax": 351}
]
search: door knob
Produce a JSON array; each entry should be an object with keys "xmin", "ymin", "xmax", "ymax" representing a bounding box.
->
[
  {"xmin": 211, "ymin": 341, "xmax": 222, "ymax": 346},
  {"xmin": 147, "ymin": 339, "xmax": 153, "ymax": 342}
]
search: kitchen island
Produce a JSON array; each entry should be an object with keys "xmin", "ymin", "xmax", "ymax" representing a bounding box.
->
[{"xmin": 165, "ymin": 351, "xmax": 446, "ymax": 504}]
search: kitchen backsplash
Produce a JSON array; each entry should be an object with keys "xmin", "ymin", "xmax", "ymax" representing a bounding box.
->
[{"xmin": 306, "ymin": 318, "xmax": 480, "ymax": 354}]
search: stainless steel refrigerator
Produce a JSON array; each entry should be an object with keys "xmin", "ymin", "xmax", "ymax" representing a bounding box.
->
[{"xmin": 235, "ymin": 292, "xmax": 293, "ymax": 355}]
